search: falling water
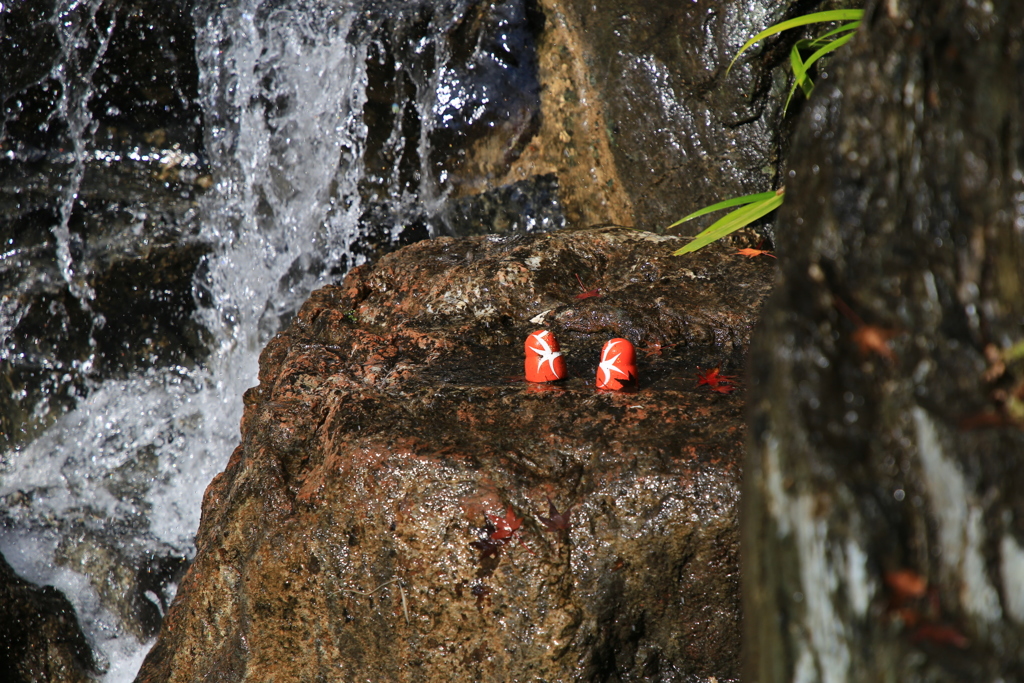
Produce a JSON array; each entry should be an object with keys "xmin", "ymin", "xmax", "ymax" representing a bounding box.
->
[{"xmin": 1, "ymin": 0, "xmax": 546, "ymax": 679}]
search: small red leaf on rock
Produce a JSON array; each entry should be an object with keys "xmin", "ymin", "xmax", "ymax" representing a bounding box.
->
[
  {"xmin": 735, "ymin": 247, "xmax": 776, "ymax": 259},
  {"xmin": 574, "ymin": 273, "xmax": 601, "ymax": 300},
  {"xmin": 487, "ymin": 507, "xmax": 523, "ymax": 541},
  {"xmin": 538, "ymin": 498, "xmax": 572, "ymax": 532},
  {"xmin": 885, "ymin": 569, "xmax": 928, "ymax": 601},
  {"xmin": 696, "ymin": 366, "xmax": 736, "ymax": 391}
]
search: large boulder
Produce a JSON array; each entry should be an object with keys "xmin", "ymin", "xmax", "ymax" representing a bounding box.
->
[{"xmin": 137, "ymin": 227, "xmax": 774, "ymax": 681}]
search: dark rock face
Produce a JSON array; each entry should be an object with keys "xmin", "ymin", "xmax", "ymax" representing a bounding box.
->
[
  {"xmin": 1, "ymin": 0, "xmax": 209, "ymax": 449},
  {"xmin": 1, "ymin": 0, "xmax": 202, "ymax": 151},
  {"xmin": 745, "ymin": 0, "xmax": 1024, "ymax": 680},
  {"xmin": 0, "ymin": 551, "xmax": 95, "ymax": 683},
  {"xmin": 137, "ymin": 227, "xmax": 774, "ymax": 682},
  {"xmin": 559, "ymin": 0, "xmax": 792, "ymax": 230}
]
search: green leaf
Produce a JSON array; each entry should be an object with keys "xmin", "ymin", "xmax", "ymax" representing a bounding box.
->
[
  {"xmin": 800, "ymin": 28, "xmax": 857, "ymax": 74},
  {"xmin": 789, "ymin": 45, "xmax": 813, "ymax": 98},
  {"xmin": 665, "ymin": 190, "xmax": 778, "ymax": 230},
  {"xmin": 785, "ymin": 29, "xmax": 857, "ymax": 110},
  {"xmin": 672, "ymin": 189, "xmax": 785, "ymax": 256},
  {"xmin": 727, "ymin": 9, "xmax": 864, "ymax": 76},
  {"xmin": 808, "ymin": 20, "xmax": 862, "ymax": 46}
]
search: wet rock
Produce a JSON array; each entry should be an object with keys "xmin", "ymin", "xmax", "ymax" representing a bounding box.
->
[
  {"xmin": 473, "ymin": 0, "xmax": 837, "ymax": 233},
  {"xmin": 355, "ymin": 0, "xmax": 544, "ymax": 225},
  {"xmin": 444, "ymin": 173, "xmax": 566, "ymax": 237},
  {"xmin": 360, "ymin": 0, "xmax": 835, "ymax": 236},
  {"xmin": 53, "ymin": 526, "xmax": 189, "ymax": 641},
  {"xmin": 352, "ymin": 173, "xmax": 566, "ymax": 265},
  {"xmin": 745, "ymin": 0, "xmax": 1024, "ymax": 680},
  {"xmin": 0, "ymin": 182, "xmax": 209, "ymax": 449},
  {"xmin": 1, "ymin": 0, "xmax": 209, "ymax": 449},
  {"xmin": 1, "ymin": 490, "xmax": 191, "ymax": 643},
  {"xmin": 0, "ymin": 0, "xmax": 202, "ymax": 152},
  {"xmin": 137, "ymin": 227, "xmax": 774, "ymax": 682},
  {"xmin": 0, "ymin": 551, "xmax": 96, "ymax": 683}
]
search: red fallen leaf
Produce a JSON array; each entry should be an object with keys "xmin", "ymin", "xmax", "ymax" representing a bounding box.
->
[
  {"xmin": 538, "ymin": 498, "xmax": 572, "ymax": 532},
  {"xmin": 851, "ymin": 324, "xmax": 898, "ymax": 362},
  {"xmin": 642, "ymin": 341, "xmax": 677, "ymax": 357},
  {"xmin": 735, "ymin": 247, "xmax": 777, "ymax": 259},
  {"xmin": 833, "ymin": 296, "xmax": 898, "ymax": 362},
  {"xmin": 487, "ymin": 507, "xmax": 523, "ymax": 541},
  {"xmin": 885, "ymin": 569, "xmax": 928, "ymax": 601},
  {"xmin": 574, "ymin": 273, "xmax": 601, "ymax": 300},
  {"xmin": 711, "ymin": 383, "xmax": 736, "ymax": 394},
  {"xmin": 696, "ymin": 366, "xmax": 736, "ymax": 390},
  {"xmin": 910, "ymin": 623, "xmax": 969, "ymax": 649}
]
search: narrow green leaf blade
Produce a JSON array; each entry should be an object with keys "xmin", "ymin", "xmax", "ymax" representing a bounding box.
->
[
  {"xmin": 785, "ymin": 24, "xmax": 859, "ymax": 111},
  {"xmin": 801, "ymin": 29, "xmax": 857, "ymax": 75},
  {"xmin": 789, "ymin": 45, "xmax": 811, "ymax": 94},
  {"xmin": 665, "ymin": 190, "xmax": 777, "ymax": 230},
  {"xmin": 672, "ymin": 190, "xmax": 785, "ymax": 256},
  {"xmin": 812, "ymin": 21, "xmax": 861, "ymax": 44},
  {"xmin": 727, "ymin": 9, "xmax": 864, "ymax": 75}
]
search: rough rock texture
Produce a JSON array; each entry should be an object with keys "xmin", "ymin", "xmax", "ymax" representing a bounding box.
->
[
  {"xmin": 471, "ymin": 0, "xmax": 856, "ymax": 232},
  {"xmin": 0, "ymin": 551, "xmax": 95, "ymax": 683},
  {"xmin": 745, "ymin": 0, "xmax": 1024, "ymax": 681},
  {"xmin": 137, "ymin": 227, "xmax": 775, "ymax": 682}
]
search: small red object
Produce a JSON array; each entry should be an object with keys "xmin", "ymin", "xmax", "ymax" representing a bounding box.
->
[
  {"xmin": 525, "ymin": 330, "xmax": 567, "ymax": 382},
  {"xmin": 696, "ymin": 366, "xmax": 737, "ymax": 392},
  {"xmin": 734, "ymin": 247, "xmax": 776, "ymax": 259},
  {"xmin": 596, "ymin": 338, "xmax": 637, "ymax": 391},
  {"xmin": 487, "ymin": 507, "xmax": 523, "ymax": 541}
]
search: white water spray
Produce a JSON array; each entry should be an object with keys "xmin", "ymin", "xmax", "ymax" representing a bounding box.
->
[
  {"xmin": 0, "ymin": 0, "xmax": 533, "ymax": 677},
  {"xmin": 1, "ymin": 0, "xmax": 377, "ymax": 678}
]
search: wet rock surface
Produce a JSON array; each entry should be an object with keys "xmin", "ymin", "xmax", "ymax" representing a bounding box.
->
[
  {"xmin": 745, "ymin": 0, "xmax": 1024, "ymax": 680},
  {"xmin": 137, "ymin": 227, "xmax": 774, "ymax": 682},
  {"xmin": 474, "ymin": 0, "xmax": 844, "ymax": 233},
  {"xmin": 1, "ymin": 0, "xmax": 209, "ymax": 449},
  {"xmin": 0, "ymin": 551, "xmax": 95, "ymax": 683}
]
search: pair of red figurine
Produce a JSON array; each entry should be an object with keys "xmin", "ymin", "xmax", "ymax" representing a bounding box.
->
[{"xmin": 524, "ymin": 330, "xmax": 637, "ymax": 391}]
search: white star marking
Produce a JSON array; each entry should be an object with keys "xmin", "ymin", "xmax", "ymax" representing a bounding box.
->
[
  {"xmin": 598, "ymin": 341, "xmax": 626, "ymax": 385},
  {"xmin": 529, "ymin": 331, "xmax": 563, "ymax": 375}
]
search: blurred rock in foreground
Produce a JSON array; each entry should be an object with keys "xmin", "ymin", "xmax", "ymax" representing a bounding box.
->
[{"xmin": 744, "ymin": 0, "xmax": 1024, "ymax": 680}]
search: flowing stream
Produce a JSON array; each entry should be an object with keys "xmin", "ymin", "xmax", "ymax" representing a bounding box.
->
[{"xmin": 1, "ymin": 0, "xmax": 543, "ymax": 678}]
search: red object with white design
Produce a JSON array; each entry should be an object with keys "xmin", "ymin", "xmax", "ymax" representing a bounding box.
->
[
  {"xmin": 525, "ymin": 330, "xmax": 567, "ymax": 382},
  {"xmin": 596, "ymin": 338, "xmax": 637, "ymax": 391}
]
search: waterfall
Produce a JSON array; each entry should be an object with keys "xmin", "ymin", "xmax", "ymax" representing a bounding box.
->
[
  {"xmin": 4, "ymin": 0, "xmax": 548, "ymax": 675},
  {"xmin": 0, "ymin": 0, "xmax": 548, "ymax": 678}
]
